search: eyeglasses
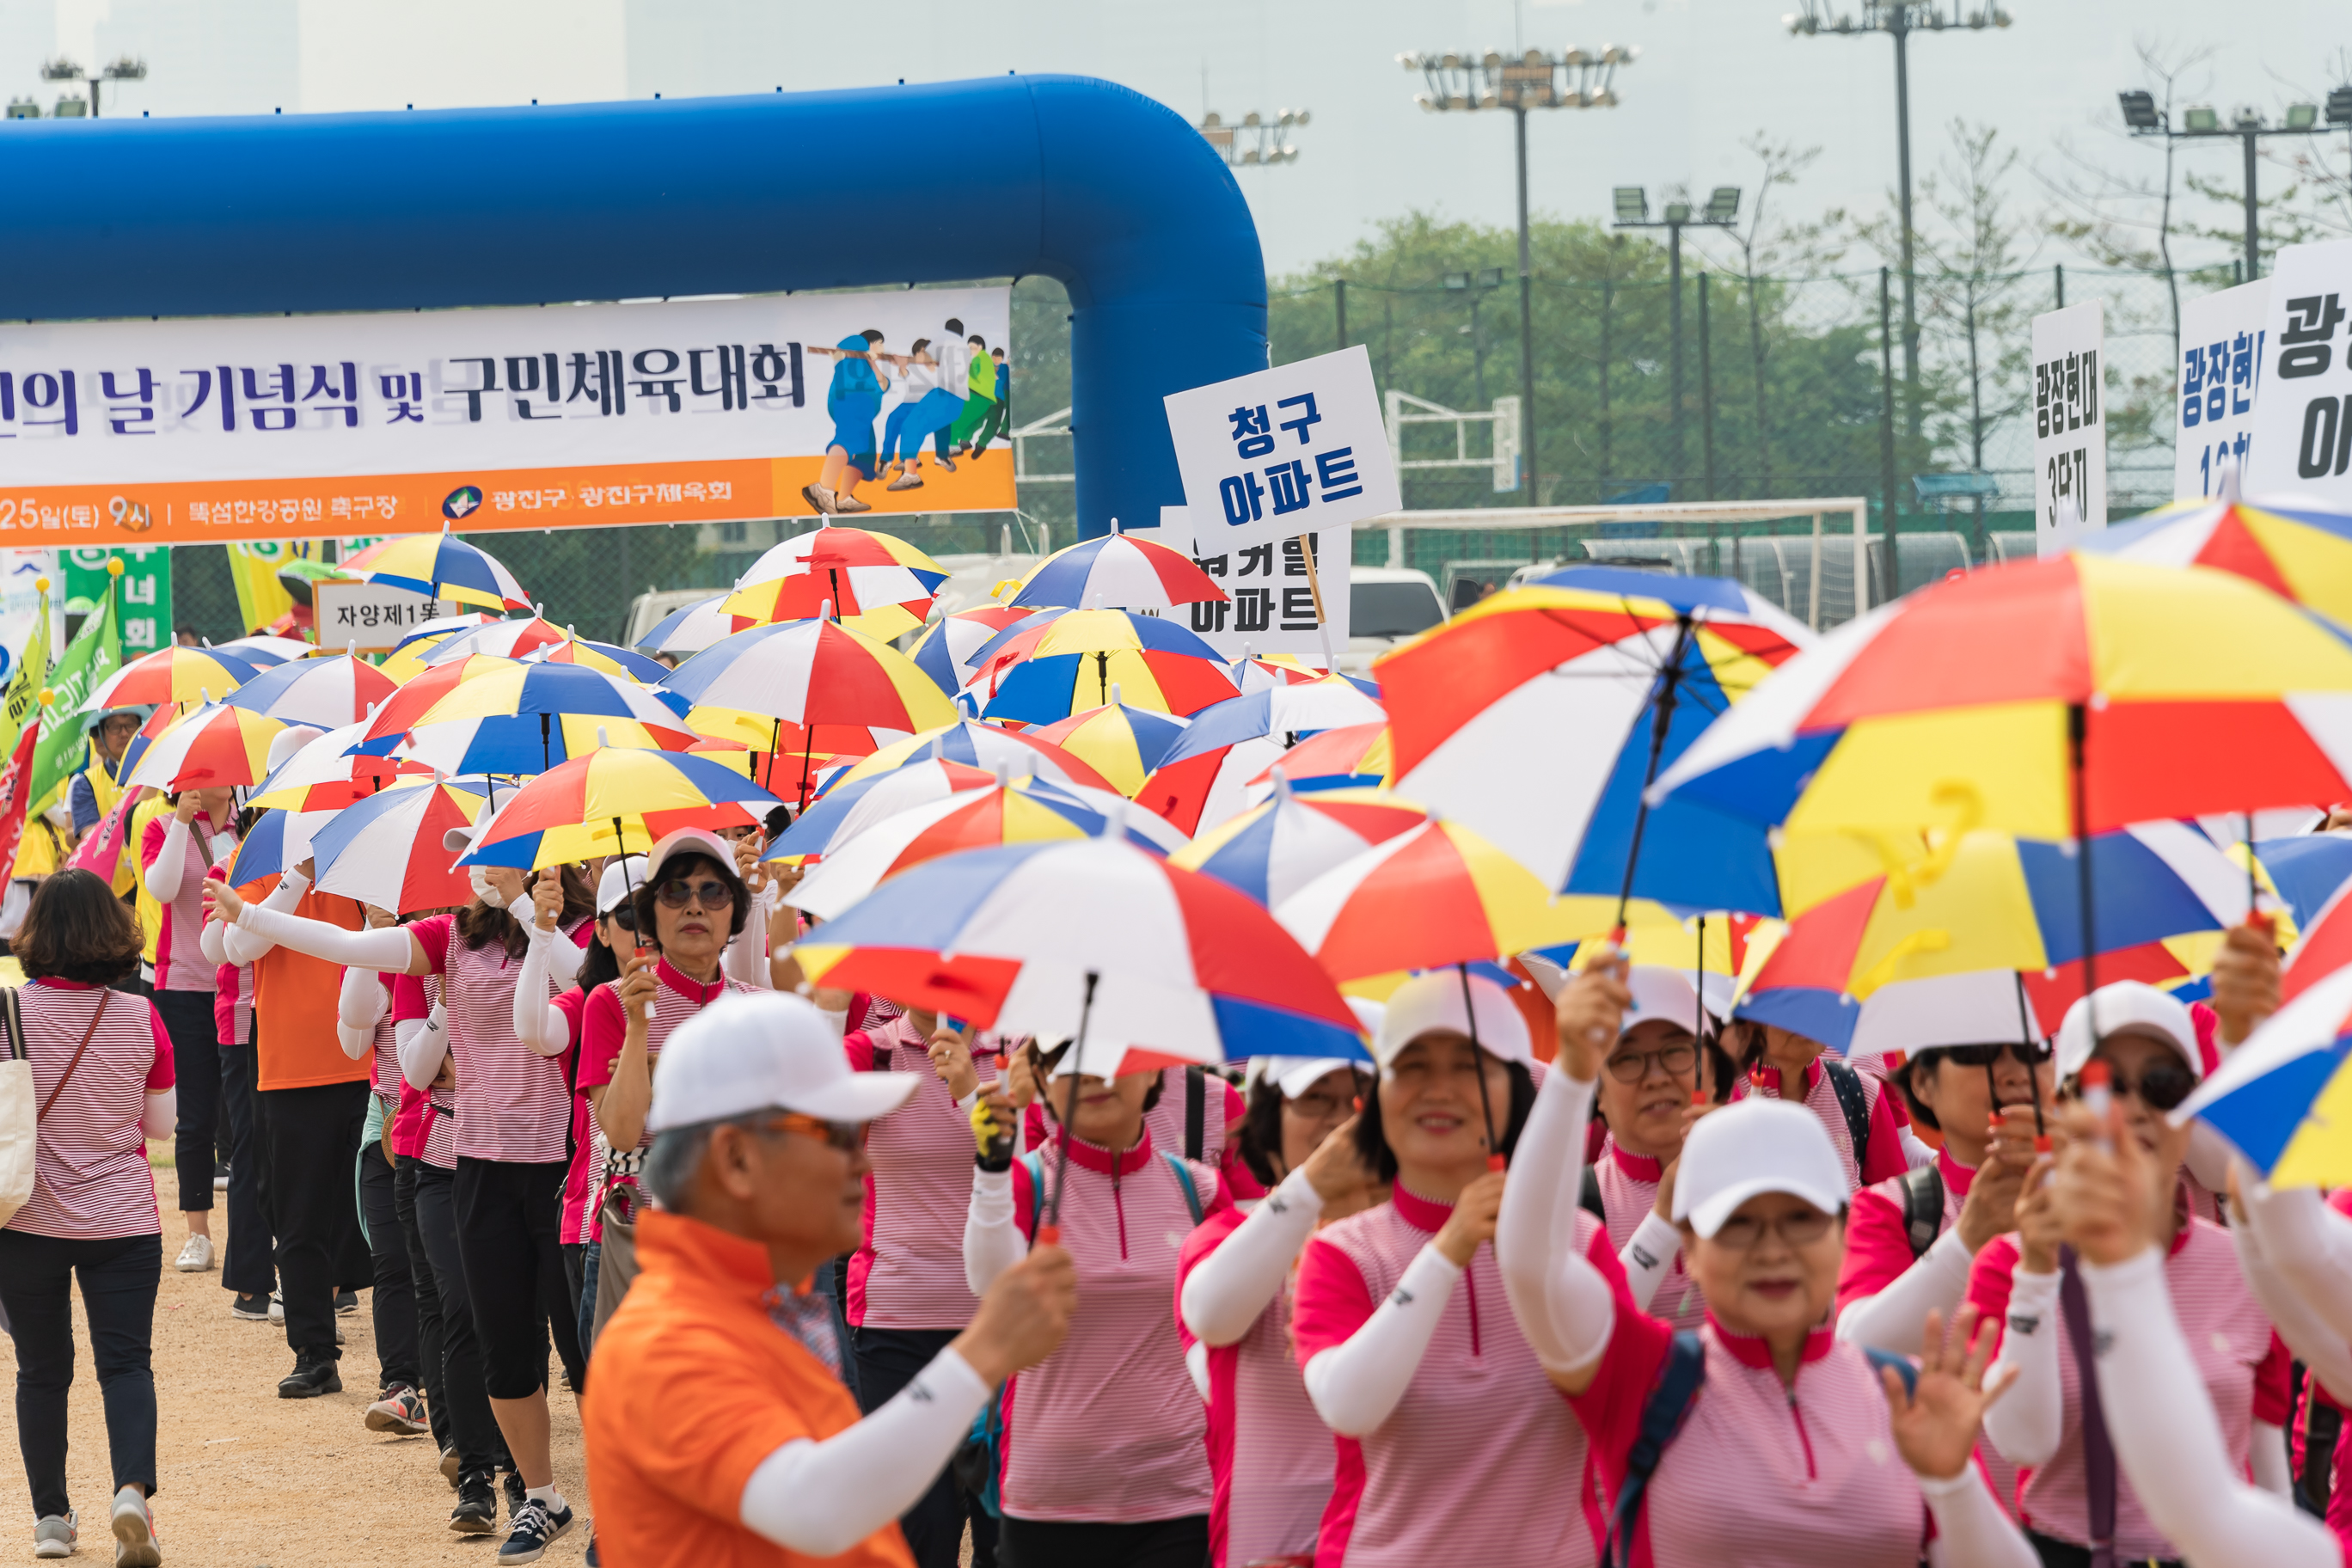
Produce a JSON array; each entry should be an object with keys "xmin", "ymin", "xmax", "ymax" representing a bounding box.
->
[
  {"xmin": 2071, "ymin": 1060, "xmax": 2197, "ymax": 1113},
  {"xmin": 1286, "ymin": 1089, "xmax": 1357, "ymax": 1120},
  {"xmin": 605, "ymin": 903, "xmax": 637, "ymax": 932},
  {"xmin": 653, "ymin": 877, "xmax": 735, "ymax": 910},
  {"xmin": 1928, "ymin": 1040, "xmax": 2052, "ymax": 1070},
  {"xmin": 1709, "ymin": 1208, "xmax": 1836, "ymax": 1251},
  {"xmin": 758, "ymin": 1112, "xmax": 862, "ymax": 1154},
  {"xmin": 1606, "ymin": 1041, "xmax": 1698, "ymax": 1084}
]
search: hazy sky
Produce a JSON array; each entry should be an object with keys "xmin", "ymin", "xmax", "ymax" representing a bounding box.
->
[{"xmin": 2, "ymin": 0, "xmax": 2346, "ymax": 279}]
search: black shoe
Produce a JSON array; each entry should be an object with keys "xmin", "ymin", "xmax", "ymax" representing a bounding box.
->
[
  {"xmin": 503, "ymin": 1471, "xmax": 526, "ymax": 1517},
  {"xmin": 498, "ymin": 1498, "xmax": 574, "ymax": 1565},
  {"xmin": 440, "ymin": 1447, "xmax": 462, "ymax": 1488},
  {"xmin": 334, "ymin": 1289, "xmax": 358, "ymax": 1316},
  {"xmin": 450, "ymin": 1473, "xmax": 497, "ymax": 1535},
  {"xmin": 277, "ymin": 1350, "xmax": 341, "ymax": 1399}
]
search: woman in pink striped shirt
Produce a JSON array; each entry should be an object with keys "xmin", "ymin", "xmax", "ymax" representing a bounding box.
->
[
  {"xmin": 1178, "ymin": 1055, "xmax": 1378, "ymax": 1568},
  {"xmin": 0, "ymin": 869, "xmax": 177, "ymax": 1567},
  {"xmin": 1727, "ymin": 1016, "xmax": 1912, "ymax": 1192},
  {"xmin": 965, "ymin": 1042, "xmax": 1226, "ymax": 1568},
  {"xmin": 139, "ymin": 787, "xmax": 236, "ymax": 1276},
  {"xmin": 1288, "ymin": 971, "xmax": 1613, "ymax": 1568},
  {"xmin": 1505, "ymin": 951, "xmax": 2040, "ymax": 1568}
]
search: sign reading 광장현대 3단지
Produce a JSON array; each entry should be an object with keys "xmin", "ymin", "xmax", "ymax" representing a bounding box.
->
[{"xmin": 0, "ymin": 288, "xmax": 1014, "ymax": 545}]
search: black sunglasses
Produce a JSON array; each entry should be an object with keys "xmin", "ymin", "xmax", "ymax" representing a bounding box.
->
[
  {"xmin": 605, "ymin": 903, "xmax": 637, "ymax": 933},
  {"xmin": 2068, "ymin": 1060, "xmax": 2197, "ymax": 1113},
  {"xmin": 1926, "ymin": 1039, "xmax": 2053, "ymax": 1070},
  {"xmin": 653, "ymin": 877, "xmax": 735, "ymax": 910}
]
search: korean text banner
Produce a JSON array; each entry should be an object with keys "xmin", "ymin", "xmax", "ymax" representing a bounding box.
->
[
  {"xmin": 2247, "ymin": 240, "xmax": 2352, "ymax": 502},
  {"xmin": 1166, "ymin": 346, "xmax": 1400, "ymax": 557},
  {"xmin": 0, "ymin": 288, "xmax": 1013, "ymax": 546}
]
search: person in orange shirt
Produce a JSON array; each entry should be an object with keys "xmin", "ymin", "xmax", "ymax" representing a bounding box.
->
[{"xmin": 584, "ymin": 990, "xmax": 1074, "ymax": 1568}]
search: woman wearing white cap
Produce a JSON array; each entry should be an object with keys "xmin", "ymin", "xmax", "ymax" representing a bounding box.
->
[
  {"xmin": 1498, "ymin": 952, "xmax": 2042, "ymax": 1568},
  {"xmin": 1177, "ymin": 1050, "xmax": 1379, "ymax": 1568},
  {"xmin": 1726, "ymin": 1013, "xmax": 1911, "ymax": 1193},
  {"xmin": 1583, "ymin": 965, "xmax": 1722, "ymax": 1330},
  {"xmin": 1968, "ymin": 980, "xmax": 2292, "ymax": 1566},
  {"xmin": 206, "ymin": 844, "xmax": 602, "ymax": 1563},
  {"xmin": 1287, "ymin": 970, "xmax": 1618, "ymax": 1568},
  {"xmin": 2043, "ymin": 1092, "xmax": 2343, "ymax": 1568}
]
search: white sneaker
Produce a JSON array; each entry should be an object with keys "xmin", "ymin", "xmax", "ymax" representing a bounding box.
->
[
  {"xmin": 33, "ymin": 1510, "xmax": 75, "ymax": 1559},
  {"xmin": 173, "ymin": 1234, "xmax": 214, "ymax": 1272},
  {"xmin": 267, "ymin": 1292, "xmax": 284, "ymax": 1325},
  {"xmin": 109, "ymin": 1486, "xmax": 158, "ymax": 1568}
]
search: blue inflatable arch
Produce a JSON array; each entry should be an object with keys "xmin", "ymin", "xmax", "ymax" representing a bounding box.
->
[{"xmin": 0, "ymin": 74, "xmax": 1269, "ymax": 539}]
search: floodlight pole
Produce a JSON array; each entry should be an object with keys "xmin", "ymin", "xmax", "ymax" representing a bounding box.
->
[
  {"xmin": 1515, "ymin": 106, "xmax": 1538, "ymax": 506},
  {"xmin": 2122, "ymin": 104, "xmax": 2326, "ymax": 283},
  {"xmin": 1891, "ymin": 14, "xmax": 1918, "ymax": 434}
]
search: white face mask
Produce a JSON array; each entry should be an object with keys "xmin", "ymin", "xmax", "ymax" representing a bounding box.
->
[{"xmin": 469, "ymin": 866, "xmax": 506, "ymax": 910}]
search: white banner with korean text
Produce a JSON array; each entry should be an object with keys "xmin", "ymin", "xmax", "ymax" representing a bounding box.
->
[
  {"xmin": 2174, "ymin": 279, "xmax": 2269, "ymax": 499},
  {"xmin": 2246, "ymin": 241, "xmax": 2352, "ymax": 502},
  {"xmin": 1165, "ymin": 346, "xmax": 1400, "ymax": 558}
]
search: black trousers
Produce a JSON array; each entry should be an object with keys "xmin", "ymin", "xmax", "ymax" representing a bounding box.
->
[
  {"xmin": 854, "ymin": 1326, "xmax": 998, "ymax": 1568},
  {"xmin": 217, "ymin": 1039, "xmax": 273, "ymax": 1297},
  {"xmin": 393, "ymin": 1155, "xmax": 452, "ymax": 1450},
  {"xmin": 996, "ymin": 1514, "xmax": 1208, "ymax": 1568},
  {"xmin": 2027, "ymin": 1532, "xmax": 2183, "ymax": 1568},
  {"xmin": 154, "ymin": 990, "xmax": 219, "ymax": 1214},
  {"xmin": 452, "ymin": 1157, "xmax": 585, "ymax": 1400},
  {"xmin": 413, "ymin": 1162, "xmax": 508, "ymax": 1477},
  {"xmin": 253, "ymin": 1077, "xmax": 369, "ymax": 1359},
  {"xmin": 0, "ymin": 1231, "xmax": 161, "ymax": 1518},
  {"xmin": 358, "ymin": 1131, "xmax": 420, "ymax": 1391}
]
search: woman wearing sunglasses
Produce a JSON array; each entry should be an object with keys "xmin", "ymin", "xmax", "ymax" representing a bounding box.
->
[
  {"xmin": 1498, "ymin": 951, "xmax": 2040, "ymax": 1568},
  {"xmin": 1969, "ymin": 981, "xmax": 2292, "ymax": 1567}
]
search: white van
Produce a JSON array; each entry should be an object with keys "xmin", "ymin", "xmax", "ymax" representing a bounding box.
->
[{"xmin": 1341, "ymin": 567, "xmax": 1447, "ymax": 676}]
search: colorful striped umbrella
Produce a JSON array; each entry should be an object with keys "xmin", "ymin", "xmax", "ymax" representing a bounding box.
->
[
  {"xmin": 1378, "ymin": 567, "xmax": 1814, "ymax": 920},
  {"xmin": 769, "ymin": 758, "xmax": 1002, "ymax": 862},
  {"xmin": 2074, "ymin": 468, "xmax": 2352, "ymax": 627},
  {"xmin": 1171, "ymin": 781, "xmax": 1428, "ymax": 909},
  {"xmin": 355, "ymin": 655, "xmax": 522, "ymax": 751},
  {"xmin": 1228, "ymin": 652, "xmax": 1338, "ymax": 693},
  {"xmin": 1031, "ymin": 698, "xmax": 1192, "ymax": 799},
  {"xmin": 223, "ymin": 653, "xmax": 398, "ymax": 730},
  {"xmin": 345, "ymin": 529, "xmax": 530, "ymax": 612},
  {"xmin": 309, "ymin": 777, "xmax": 485, "ymax": 914},
  {"xmin": 247, "ymin": 718, "xmax": 409, "ymax": 811},
  {"xmin": 1251, "ymin": 721, "xmax": 1392, "ymax": 793},
  {"xmin": 390, "ymin": 663, "xmax": 702, "ymax": 775},
  {"xmin": 662, "ymin": 619, "xmax": 959, "ymax": 751},
  {"xmin": 684, "ymin": 706, "xmax": 899, "ymax": 804},
  {"xmin": 966, "ymin": 609, "xmax": 1240, "ymax": 723},
  {"xmin": 227, "ymin": 805, "xmax": 338, "ymax": 885},
  {"xmin": 125, "ymin": 701, "xmax": 285, "ymax": 793},
  {"xmin": 1006, "ymin": 531, "xmax": 1229, "ymax": 612},
  {"xmin": 214, "ymin": 634, "xmax": 313, "ymax": 667},
  {"xmin": 459, "ymin": 747, "xmax": 784, "ymax": 870},
  {"xmin": 1137, "ymin": 677, "xmax": 1388, "ymax": 836},
  {"xmin": 787, "ymin": 780, "xmax": 1186, "ymax": 920},
  {"xmin": 84, "ymin": 646, "xmax": 263, "ymax": 714},
  {"xmin": 719, "ymin": 524, "xmax": 949, "ymax": 639},
  {"xmin": 818, "ymin": 720, "xmax": 1116, "ymax": 799},
  {"xmin": 637, "ymin": 595, "xmax": 739, "ymax": 657},
  {"xmin": 793, "ymin": 837, "xmax": 1366, "ymax": 1074},
  {"xmin": 2179, "ymin": 958, "xmax": 2352, "ymax": 1185},
  {"xmin": 909, "ymin": 605, "xmax": 1036, "ymax": 697},
  {"xmin": 422, "ymin": 618, "xmax": 671, "ymax": 683}
]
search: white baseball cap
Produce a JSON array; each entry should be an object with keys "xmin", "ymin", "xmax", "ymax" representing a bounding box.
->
[
  {"xmin": 1255, "ymin": 1057, "xmax": 1368, "ymax": 1099},
  {"xmin": 1374, "ymin": 971, "xmax": 1532, "ymax": 1069},
  {"xmin": 647, "ymin": 990, "xmax": 922, "ymax": 1134},
  {"xmin": 595, "ymin": 854, "xmax": 647, "ymax": 916},
  {"xmin": 1621, "ymin": 966, "xmax": 1711, "ymax": 1038},
  {"xmin": 645, "ymin": 826, "xmax": 740, "ymax": 885},
  {"xmin": 1848, "ymin": 970, "xmax": 2046, "ymax": 1059},
  {"xmin": 2055, "ymin": 981, "xmax": 2200, "ymax": 1082},
  {"xmin": 1672, "ymin": 1097, "xmax": 1851, "ymax": 1238}
]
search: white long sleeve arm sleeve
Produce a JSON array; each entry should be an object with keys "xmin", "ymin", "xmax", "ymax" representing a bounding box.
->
[
  {"xmin": 724, "ymin": 888, "xmax": 775, "ymax": 990},
  {"xmin": 233, "ymin": 898, "xmax": 418, "ymax": 971},
  {"xmin": 2233, "ymin": 1180, "xmax": 2352, "ymax": 1412},
  {"xmin": 2240, "ymin": 1179, "xmax": 2352, "ymax": 1350},
  {"xmin": 1919, "ymin": 1465, "xmax": 2042, "ymax": 1568},
  {"xmin": 964, "ymin": 1167, "xmax": 1025, "ymax": 1297},
  {"xmin": 1836, "ymin": 1228, "xmax": 1979, "ymax": 1356},
  {"xmin": 2081, "ymin": 1247, "xmax": 2344, "ymax": 1568},
  {"xmin": 1180, "ymin": 1167, "xmax": 1323, "ymax": 1347},
  {"xmin": 539, "ymin": 923, "xmax": 584, "ymax": 992},
  {"xmin": 511, "ymin": 924, "xmax": 573, "ymax": 1057},
  {"xmin": 1981, "ymin": 1266, "xmax": 2064, "ymax": 1468},
  {"xmin": 738, "ymin": 1346, "xmax": 992, "ymax": 1557},
  {"xmin": 1492, "ymin": 1065, "xmax": 1617, "ymax": 1375},
  {"xmin": 397, "ymin": 1008, "xmax": 449, "ymax": 1093},
  {"xmin": 335, "ymin": 965, "xmax": 386, "ymax": 1061},
  {"xmin": 199, "ymin": 919, "xmax": 226, "ymax": 968},
  {"xmin": 220, "ymin": 872, "xmax": 309, "ymax": 965},
  {"xmin": 1618, "ymin": 1211, "xmax": 1687, "ymax": 1314},
  {"xmin": 1302, "ymin": 1242, "xmax": 1467, "ymax": 1436},
  {"xmin": 142, "ymin": 817, "xmax": 189, "ymax": 903},
  {"xmin": 141, "ymin": 1087, "xmax": 175, "ymax": 1142},
  {"xmin": 2256, "ymin": 1423, "xmax": 2293, "ymax": 1496},
  {"xmin": 2185, "ymin": 1120, "xmax": 2236, "ymax": 1197}
]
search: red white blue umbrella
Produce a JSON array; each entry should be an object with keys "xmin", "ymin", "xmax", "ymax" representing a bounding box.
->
[
  {"xmin": 1170, "ymin": 781, "xmax": 1428, "ymax": 909},
  {"xmin": 224, "ymin": 652, "xmax": 399, "ymax": 730},
  {"xmin": 307, "ymin": 777, "xmax": 487, "ymax": 914},
  {"xmin": 910, "ymin": 605, "xmax": 1036, "ymax": 699},
  {"xmin": 818, "ymin": 720, "xmax": 1118, "ymax": 799},
  {"xmin": 1138, "ymin": 677, "xmax": 1387, "ymax": 837},
  {"xmin": 637, "ymin": 595, "xmax": 739, "ymax": 657},
  {"xmin": 1005, "ymin": 531, "xmax": 1229, "ymax": 612}
]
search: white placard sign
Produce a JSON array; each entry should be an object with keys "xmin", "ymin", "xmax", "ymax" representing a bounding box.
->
[
  {"xmin": 313, "ymin": 579, "xmax": 456, "ymax": 652},
  {"xmin": 2174, "ymin": 279, "xmax": 2270, "ymax": 499},
  {"xmin": 2031, "ymin": 301, "xmax": 2107, "ymax": 553},
  {"xmin": 1134, "ymin": 507, "xmax": 1350, "ymax": 666},
  {"xmin": 2246, "ymin": 240, "xmax": 2352, "ymax": 500},
  {"xmin": 1164, "ymin": 346, "xmax": 1400, "ymax": 558}
]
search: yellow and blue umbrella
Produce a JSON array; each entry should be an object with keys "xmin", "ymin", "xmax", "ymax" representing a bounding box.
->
[
  {"xmin": 346, "ymin": 530, "xmax": 530, "ymax": 612},
  {"xmin": 1171, "ymin": 782, "xmax": 1427, "ymax": 910},
  {"xmin": 966, "ymin": 608, "xmax": 1240, "ymax": 723},
  {"xmin": 1031, "ymin": 698, "xmax": 1192, "ymax": 799},
  {"xmin": 2075, "ymin": 469, "xmax": 2352, "ymax": 627},
  {"xmin": 2180, "ymin": 947, "xmax": 2352, "ymax": 1185},
  {"xmin": 720, "ymin": 524, "xmax": 948, "ymax": 640},
  {"xmin": 1006, "ymin": 531, "xmax": 1228, "ymax": 613},
  {"xmin": 459, "ymin": 747, "xmax": 783, "ymax": 869},
  {"xmin": 389, "ymin": 662, "xmax": 700, "ymax": 775}
]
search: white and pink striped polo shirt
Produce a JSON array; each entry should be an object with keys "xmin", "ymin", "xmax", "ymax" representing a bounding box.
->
[
  {"xmin": 1966, "ymin": 1216, "xmax": 2292, "ymax": 1559},
  {"xmin": 390, "ymin": 971, "xmax": 456, "ymax": 1168},
  {"xmin": 7, "ymin": 979, "xmax": 174, "ymax": 1240},
  {"xmin": 1000, "ymin": 1130, "xmax": 1228, "ymax": 1524},
  {"xmin": 410, "ymin": 915, "xmax": 575, "ymax": 1165},
  {"xmin": 1571, "ymin": 1312, "xmax": 1935, "ymax": 1568},
  {"xmin": 579, "ymin": 958, "xmax": 752, "ymax": 1206},
  {"xmin": 1292, "ymin": 1185, "xmax": 1621, "ymax": 1568},
  {"xmin": 546, "ymin": 987, "xmax": 597, "ymax": 1246},
  {"xmin": 1021, "ymin": 1066, "xmax": 1243, "ymax": 1166},
  {"xmin": 360, "ymin": 971, "xmax": 401, "ymax": 1109},
  {"xmin": 1178, "ymin": 1206, "xmax": 1334, "ymax": 1568},
  {"xmin": 140, "ymin": 813, "xmax": 230, "ymax": 992},
  {"xmin": 845, "ymin": 1018, "xmax": 1001, "ymax": 1329},
  {"xmin": 1594, "ymin": 1135, "xmax": 1705, "ymax": 1330},
  {"xmin": 206, "ymin": 861, "xmax": 252, "ymax": 1047},
  {"xmin": 1730, "ymin": 1058, "xmax": 1910, "ymax": 1191}
]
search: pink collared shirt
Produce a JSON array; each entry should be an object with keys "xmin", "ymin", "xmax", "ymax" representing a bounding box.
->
[
  {"xmin": 1730, "ymin": 1057, "xmax": 1909, "ymax": 1191},
  {"xmin": 845, "ymin": 1019, "xmax": 1001, "ymax": 1329},
  {"xmin": 1594, "ymin": 1134, "xmax": 1706, "ymax": 1329}
]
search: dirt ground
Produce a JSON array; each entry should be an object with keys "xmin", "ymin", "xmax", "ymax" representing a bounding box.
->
[{"xmin": 0, "ymin": 1155, "xmax": 592, "ymax": 1567}]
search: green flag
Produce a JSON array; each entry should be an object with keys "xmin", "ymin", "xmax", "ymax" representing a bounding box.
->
[
  {"xmin": 0, "ymin": 581, "xmax": 52, "ymax": 763},
  {"xmin": 29, "ymin": 585, "xmax": 122, "ymax": 818}
]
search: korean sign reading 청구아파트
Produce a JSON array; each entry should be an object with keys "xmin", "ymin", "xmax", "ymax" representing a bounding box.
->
[
  {"xmin": 1165, "ymin": 346, "xmax": 1401, "ymax": 558},
  {"xmin": 0, "ymin": 288, "xmax": 1013, "ymax": 546}
]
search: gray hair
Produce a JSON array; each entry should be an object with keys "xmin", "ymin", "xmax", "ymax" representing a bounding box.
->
[{"xmin": 641, "ymin": 1111, "xmax": 773, "ymax": 1214}]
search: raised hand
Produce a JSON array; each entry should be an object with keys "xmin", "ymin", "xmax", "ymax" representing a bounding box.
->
[
  {"xmin": 1554, "ymin": 946, "xmax": 1631, "ymax": 1083},
  {"xmin": 1882, "ymin": 1303, "xmax": 2016, "ymax": 1480}
]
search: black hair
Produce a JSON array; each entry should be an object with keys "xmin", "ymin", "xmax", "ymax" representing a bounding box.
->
[
  {"xmin": 910, "ymin": 337, "xmax": 931, "ymax": 358},
  {"xmin": 858, "ymin": 328, "xmax": 884, "ymax": 345},
  {"xmin": 1028, "ymin": 1039, "xmax": 1167, "ymax": 1121},
  {"xmin": 574, "ymin": 916, "xmax": 626, "ymax": 997},
  {"xmin": 1351, "ymin": 1056, "xmax": 1537, "ymax": 1185},
  {"xmin": 459, "ymin": 865, "xmax": 594, "ymax": 960},
  {"xmin": 1235, "ymin": 1064, "xmax": 1372, "ymax": 1187},
  {"xmin": 943, "ymin": 317, "xmax": 965, "ymax": 335},
  {"xmin": 1896, "ymin": 1053, "xmax": 1941, "ymax": 1132},
  {"xmin": 631, "ymin": 850, "xmax": 750, "ymax": 945},
  {"xmin": 763, "ymin": 804, "xmax": 794, "ymax": 840}
]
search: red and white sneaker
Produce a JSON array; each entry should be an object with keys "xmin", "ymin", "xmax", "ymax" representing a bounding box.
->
[
  {"xmin": 365, "ymin": 1383, "xmax": 431, "ymax": 1435},
  {"xmin": 110, "ymin": 1485, "xmax": 159, "ymax": 1567}
]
